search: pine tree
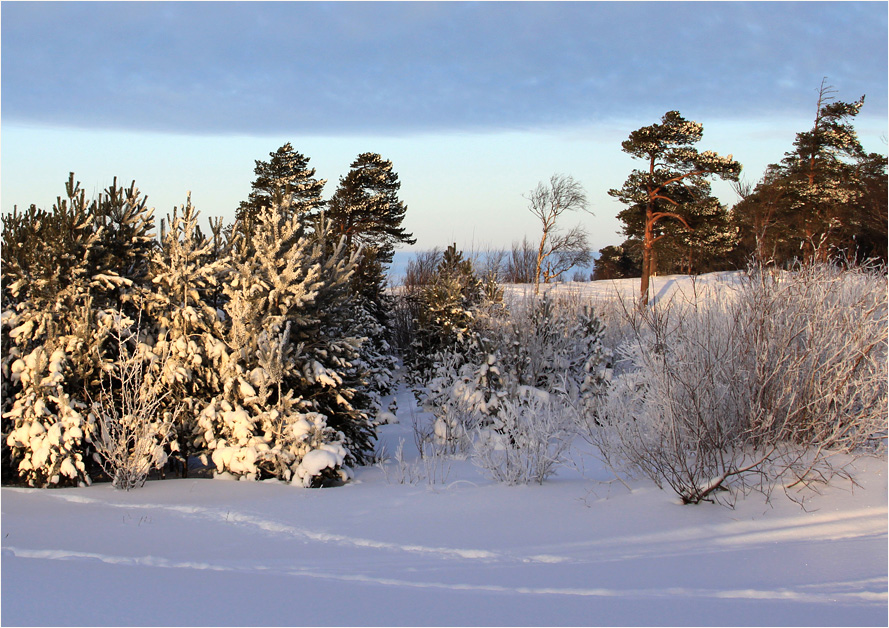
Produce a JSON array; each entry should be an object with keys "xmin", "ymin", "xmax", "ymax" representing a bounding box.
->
[
  {"xmin": 91, "ymin": 177, "xmax": 157, "ymax": 296},
  {"xmin": 197, "ymin": 196, "xmax": 376, "ymax": 481},
  {"xmin": 730, "ymin": 167, "xmax": 789, "ymax": 266},
  {"xmin": 851, "ymin": 152, "xmax": 888, "ymax": 261},
  {"xmin": 592, "ymin": 244, "xmax": 641, "ymax": 280},
  {"xmin": 733, "ymin": 81, "xmax": 883, "ymax": 264},
  {"xmin": 144, "ymin": 197, "xmax": 231, "ymax": 474},
  {"xmin": 2, "ymin": 180, "xmax": 99, "ymax": 485},
  {"xmin": 327, "ymin": 152, "xmax": 415, "ymax": 401},
  {"xmin": 779, "ymin": 80, "xmax": 866, "ymax": 261},
  {"xmin": 236, "ymin": 143, "xmax": 326, "ymax": 228},
  {"xmin": 609, "ymin": 111, "xmax": 741, "ymax": 304},
  {"xmin": 410, "ymin": 244, "xmax": 485, "ymax": 380},
  {"xmin": 2, "ymin": 173, "xmax": 155, "ymax": 486},
  {"xmin": 327, "ymin": 152, "xmax": 415, "ymax": 260}
]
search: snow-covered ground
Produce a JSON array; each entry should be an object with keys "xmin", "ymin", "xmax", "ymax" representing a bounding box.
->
[
  {"xmin": 500, "ymin": 270, "xmax": 745, "ymax": 304},
  {"xmin": 3, "ymin": 272, "xmax": 887, "ymax": 626},
  {"xmin": 3, "ymin": 378, "xmax": 887, "ymax": 626}
]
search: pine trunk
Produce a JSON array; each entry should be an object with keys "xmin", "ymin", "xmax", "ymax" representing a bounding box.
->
[{"xmin": 640, "ymin": 206, "xmax": 654, "ymax": 306}]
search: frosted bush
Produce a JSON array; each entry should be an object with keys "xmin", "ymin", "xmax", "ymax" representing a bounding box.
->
[
  {"xmin": 199, "ymin": 400, "xmax": 350, "ymax": 487},
  {"xmin": 86, "ymin": 322, "xmax": 178, "ymax": 491},
  {"xmin": 472, "ymin": 392, "xmax": 574, "ymax": 485},
  {"xmin": 587, "ymin": 262, "xmax": 888, "ymax": 505},
  {"xmin": 4, "ymin": 346, "xmax": 92, "ymax": 487},
  {"xmin": 411, "ymin": 293, "xmax": 611, "ymax": 485}
]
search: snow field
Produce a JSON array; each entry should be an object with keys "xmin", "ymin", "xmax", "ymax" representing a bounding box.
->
[{"xmin": 3, "ymin": 380, "xmax": 887, "ymax": 626}]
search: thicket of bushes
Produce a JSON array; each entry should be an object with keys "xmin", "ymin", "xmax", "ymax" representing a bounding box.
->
[
  {"xmin": 2, "ymin": 176, "xmax": 386, "ymax": 489},
  {"xmin": 397, "ymin": 249, "xmax": 887, "ymax": 503},
  {"xmin": 2, "ymin": 173, "xmax": 885, "ymax": 507}
]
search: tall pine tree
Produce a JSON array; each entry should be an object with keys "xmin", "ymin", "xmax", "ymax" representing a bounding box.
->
[
  {"xmin": 609, "ymin": 111, "xmax": 741, "ymax": 304},
  {"xmin": 236, "ymin": 143, "xmax": 326, "ymax": 228},
  {"xmin": 327, "ymin": 152, "xmax": 415, "ymax": 284},
  {"xmin": 733, "ymin": 81, "xmax": 885, "ymax": 264},
  {"xmin": 327, "ymin": 153, "xmax": 415, "ymax": 400}
]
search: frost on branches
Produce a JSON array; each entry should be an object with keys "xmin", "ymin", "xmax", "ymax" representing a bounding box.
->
[
  {"xmin": 408, "ymin": 251, "xmax": 613, "ymax": 484},
  {"xmin": 3, "ymin": 173, "xmax": 385, "ymax": 488},
  {"xmin": 86, "ymin": 317, "xmax": 177, "ymax": 491},
  {"xmin": 143, "ymin": 197, "xmax": 230, "ymax": 474},
  {"xmin": 2, "ymin": 175, "xmax": 156, "ymax": 487},
  {"xmin": 194, "ymin": 202, "xmax": 369, "ymax": 486}
]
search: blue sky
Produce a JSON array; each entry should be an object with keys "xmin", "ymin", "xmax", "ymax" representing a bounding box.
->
[{"xmin": 2, "ymin": 1, "xmax": 887, "ymax": 253}]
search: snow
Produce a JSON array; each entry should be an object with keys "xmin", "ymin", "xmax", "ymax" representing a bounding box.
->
[
  {"xmin": 3, "ymin": 377, "xmax": 886, "ymax": 626},
  {"xmin": 500, "ymin": 270, "xmax": 745, "ymax": 305},
  {"xmin": 2, "ymin": 271, "xmax": 886, "ymax": 625},
  {"xmin": 298, "ymin": 448, "xmax": 340, "ymax": 476}
]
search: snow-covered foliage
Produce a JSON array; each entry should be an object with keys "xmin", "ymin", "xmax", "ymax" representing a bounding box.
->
[
  {"xmin": 586, "ymin": 262, "xmax": 888, "ymax": 504},
  {"xmin": 3, "ymin": 345, "xmax": 92, "ymax": 487},
  {"xmin": 194, "ymin": 203, "xmax": 367, "ymax": 484},
  {"xmin": 410, "ymin": 278, "xmax": 611, "ymax": 484},
  {"xmin": 472, "ymin": 392, "xmax": 575, "ymax": 485},
  {"xmin": 143, "ymin": 198, "xmax": 229, "ymax": 471},
  {"xmin": 2, "ymin": 175, "xmax": 156, "ymax": 487},
  {"xmin": 407, "ymin": 244, "xmax": 487, "ymax": 382},
  {"xmin": 3, "ymin": 173, "xmax": 386, "ymax": 488}
]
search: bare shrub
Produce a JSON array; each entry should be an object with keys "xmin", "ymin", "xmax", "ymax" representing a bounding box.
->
[
  {"xmin": 585, "ymin": 262, "xmax": 887, "ymax": 505},
  {"xmin": 504, "ymin": 237, "xmax": 538, "ymax": 284},
  {"xmin": 741, "ymin": 262, "xmax": 888, "ymax": 455},
  {"xmin": 87, "ymin": 320, "xmax": 178, "ymax": 491},
  {"xmin": 390, "ymin": 249, "xmax": 443, "ymax": 351},
  {"xmin": 375, "ymin": 438, "xmax": 451, "ymax": 486}
]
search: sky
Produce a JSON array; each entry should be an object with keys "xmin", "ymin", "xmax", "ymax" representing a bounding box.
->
[{"xmin": 2, "ymin": 1, "xmax": 887, "ymax": 254}]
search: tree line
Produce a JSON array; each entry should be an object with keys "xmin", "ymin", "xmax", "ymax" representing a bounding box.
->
[
  {"xmin": 2, "ymin": 79, "xmax": 885, "ymax": 492},
  {"xmin": 1, "ymin": 148, "xmax": 413, "ymax": 488},
  {"xmin": 593, "ymin": 81, "xmax": 887, "ymax": 302}
]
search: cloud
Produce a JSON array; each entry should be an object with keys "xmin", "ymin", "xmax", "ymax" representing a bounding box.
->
[{"xmin": 2, "ymin": 2, "xmax": 886, "ymax": 136}]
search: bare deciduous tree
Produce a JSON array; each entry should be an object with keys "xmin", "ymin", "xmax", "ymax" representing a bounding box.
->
[{"xmin": 525, "ymin": 174, "xmax": 592, "ymax": 294}]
